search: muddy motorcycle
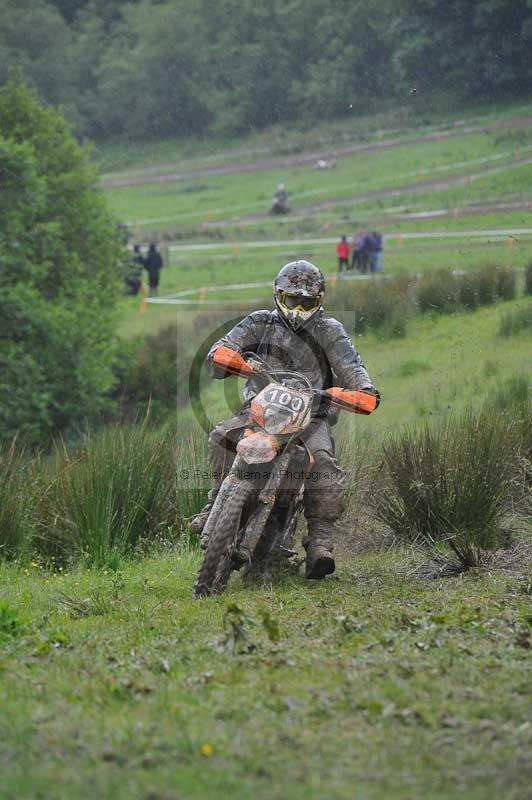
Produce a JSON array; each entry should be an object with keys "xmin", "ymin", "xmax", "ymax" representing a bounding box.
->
[
  {"xmin": 193, "ymin": 346, "xmax": 378, "ymax": 597},
  {"xmin": 269, "ymin": 196, "xmax": 290, "ymax": 214}
]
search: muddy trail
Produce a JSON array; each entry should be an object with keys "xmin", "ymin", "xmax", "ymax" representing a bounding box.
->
[
  {"xmin": 103, "ymin": 115, "xmax": 532, "ymax": 189},
  {"xmin": 135, "ymin": 153, "xmax": 532, "ymax": 237}
]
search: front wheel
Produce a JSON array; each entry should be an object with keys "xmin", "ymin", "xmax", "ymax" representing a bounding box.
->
[{"xmin": 193, "ymin": 480, "xmax": 256, "ymax": 597}]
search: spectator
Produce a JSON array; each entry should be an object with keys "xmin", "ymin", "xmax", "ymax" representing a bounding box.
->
[
  {"xmin": 336, "ymin": 235, "xmax": 351, "ymax": 273},
  {"xmin": 144, "ymin": 243, "xmax": 164, "ymax": 296},
  {"xmin": 123, "ymin": 244, "xmax": 144, "ymax": 296},
  {"xmin": 368, "ymin": 231, "xmax": 384, "ymax": 273},
  {"xmin": 351, "ymin": 231, "xmax": 370, "ymax": 273}
]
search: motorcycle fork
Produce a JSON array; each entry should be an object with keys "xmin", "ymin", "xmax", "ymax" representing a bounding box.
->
[
  {"xmin": 199, "ymin": 453, "xmax": 249, "ymax": 544},
  {"xmin": 237, "ymin": 450, "xmax": 292, "ymax": 559}
]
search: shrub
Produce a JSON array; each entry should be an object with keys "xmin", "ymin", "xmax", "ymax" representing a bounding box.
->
[
  {"xmin": 495, "ymin": 266, "xmax": 517, "ymax": 301},
  {"xmin": 499, "ymin": 303, "xmax": 532, "ymax": 337},
  {"xmin": 455, "ymin": 272, "xmax": 478, "ymax": 311},
  {"xmin": 416, "ymin": 270, "xmax": 457, "ymax": 314},
  {"xmin": 113, "ymin": 306, "xmax": 254, "ymax": 421},
  {"xmin": 525, "ymin": 262, "xmax": 532, "ymax": 296},
  {"xmin": 330, "ymin": 276, "xmax": 412, "ymax": 336},
  {"xmin": 35, "ymin": 423, "xmax": 179, "ymax": 566},
  {"xmin": 0, "ymin": 443, "xmax": 33, "ymax": 560},
  {"xmin": 374, "ymin": 411, "xmax": 517, "ymax": 568},
  {"xmin": 475, "ymin": 265, "xmax": 498, "ymax": 306}
]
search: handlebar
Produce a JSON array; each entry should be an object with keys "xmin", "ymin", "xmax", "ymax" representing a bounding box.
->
[{"xmin": 211, "ymin": 346, "xmax": 379, "ymax": 415}]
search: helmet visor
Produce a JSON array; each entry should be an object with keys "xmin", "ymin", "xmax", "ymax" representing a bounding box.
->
[{"xmin": 279, "ymin": 291, "xmax": 321, "ymax": 313}]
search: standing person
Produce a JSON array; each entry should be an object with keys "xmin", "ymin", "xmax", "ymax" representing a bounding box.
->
[
  {"xmin": 336, "ymin": 235, "xmax": 351, "ymax": 273},
  {"xmin": 368, "ymin": 231, "xmax": 384, "ymax": 273},
  {"xmin": 351, "ymin": 231, "xmax": 369, "ymax": 273},
  {"xmin": 144, "ymin": 242, "xmax": 164, "ymax": 297},
  {"xmin": 190, "ymin": 260, "xmax": 380, "ymax": 579},
  {"xmin": 124, "ymin": 244, "xmax": 144, "ymax": 296}
]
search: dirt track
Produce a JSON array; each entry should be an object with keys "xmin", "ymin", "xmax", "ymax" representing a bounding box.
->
[
  {"xmin": 103, "ymin": 116, "xmax": 532, "ymax": 189},
  {"xmin": 136, "ymin": 153, "xmax": 532, "ymax": 233}
]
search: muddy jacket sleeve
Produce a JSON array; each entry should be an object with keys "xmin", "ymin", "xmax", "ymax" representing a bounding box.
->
[
  {"xmin": 323, "ymin": 318, "xmax": 376, "ymax": 392},
  {"xmin": 206, "ymin": 311, "xmax": 270, "ymax": 378}
]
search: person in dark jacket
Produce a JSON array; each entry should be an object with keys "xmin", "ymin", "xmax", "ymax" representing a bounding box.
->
[
  {"xmin": 368, "ymin": 231, "xmax": 384, "ymax": 273},
  {"xmin": 190, "ymin": 260, "xmax": 380, "ymax": 579},
  {"xmin": 350, "ymin": 231, "xmax": 371, "ymax": 273},
  {"xmin": 123, "ymin": 244, "xmax": 144, "ymax": 296},
  {"xmin": 144, "ymin": 243, "xmax": 164, "ymax": 296}
]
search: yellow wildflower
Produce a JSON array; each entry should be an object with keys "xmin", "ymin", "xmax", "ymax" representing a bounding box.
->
[{"xmin": 200, "ymin": 743, "xmax": 214, "ymax": 758}]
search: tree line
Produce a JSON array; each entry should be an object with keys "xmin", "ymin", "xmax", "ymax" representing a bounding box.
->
[{"xmin": 1, "ymin": 0, "xmax": 532, "ymax": 142}]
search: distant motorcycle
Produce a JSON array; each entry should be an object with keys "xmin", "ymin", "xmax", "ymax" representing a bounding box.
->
[
  {"xmin": 270, "ymin": 185, "xmax": 290, "ymax": 214},
  {"xmin": 193, "ymin": 346, "xmax": 378, "ymax": 597}
]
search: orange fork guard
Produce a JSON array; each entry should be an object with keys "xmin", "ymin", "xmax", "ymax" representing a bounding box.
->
[
  {"xmin": 323, "ymin": 387, "xmax": 379, "ymax": 415},
  {"xmin": 211, "ymin": 345, "xmax": 254, "ymax": 376}
]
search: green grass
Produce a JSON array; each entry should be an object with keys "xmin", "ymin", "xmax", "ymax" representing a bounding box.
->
[
  {"xmin": 1, "ymin": 548, "xmax": 531, "ymax": 799},
  {"xmin": 104, "ymin": 133, "xmax": 532, "ymax": 227}
]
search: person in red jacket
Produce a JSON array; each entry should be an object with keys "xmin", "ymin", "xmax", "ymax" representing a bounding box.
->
[{"xmin": 336, "ymin": 235, "xmax": 351, "ymax": 272}]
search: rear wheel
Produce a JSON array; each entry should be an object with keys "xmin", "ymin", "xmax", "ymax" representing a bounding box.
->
[{"xmin": 193, "ymin": 480, "xmax": 256, "ymax": 597}]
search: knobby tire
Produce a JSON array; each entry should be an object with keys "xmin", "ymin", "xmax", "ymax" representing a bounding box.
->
[{"xmin": 194, "ymin": 480, "xmax": 256, "ymax": 597}]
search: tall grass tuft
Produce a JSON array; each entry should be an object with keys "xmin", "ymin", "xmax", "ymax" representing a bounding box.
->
[
  {"xmin": 416, "ymin": 269, "xmax": 457, "ymax": 313},
  {"xmin": 499, "ymin": 303, "xmax": 532, "ymax": 337},
  {"xmin": 525, "ymin": 261, "xmax": 532, "ymax": 296},
  {"xmin": 374, "ymin": 411, "xmax": 517, "ymax": 568},
  {"xmin": 330, "ymin": 276, "xmax": 412, "ymax": 337},
  {"xmin": 36, "ymin": 423, "xmax": 179, "ymax": 567},
  {"xmin": 495, "ymin": 265, "xmax": 516, "ymax": 301},
  {"xmin": 0, "ymin": 442, "xmax": 33, "ymax": 560}
]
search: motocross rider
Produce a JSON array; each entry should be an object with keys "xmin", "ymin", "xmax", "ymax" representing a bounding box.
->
[{"xmin": 191, "ymin": 260, "xmax": 379, "ymax": 579}]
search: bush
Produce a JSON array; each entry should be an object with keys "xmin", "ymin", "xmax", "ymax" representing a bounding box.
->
[
  {"xmin": 374, "ymin": 411, "xmax": 517, "ymax": 568},
  {"xmin": 455, "ymin": 272, "xmax": 478, "ymax": 311},
  {"xmin": 0, "ymin": 443, "xmax": 33, "ymax": 560},
  {"xmin": 495, "ymin": 266, "xmax": 517, "ymax": 301},
  {"xmin": 416, "ymin": 270, "xmax": 457, "ymax": 314},
  {"xmin": 35, "ymin": 424, "xmax": 179, "ymax": 567},
  {"xmin": 499, "ymin": 303, "xmax": 532, "ymax": 337},
  {"xmin": 330, "ymin": 276, "xmax": 412, "ymax": 336},
  {"xmin": 524, "ymin": 262, "xmax": 532, "ymax": 296},
  {"xmin": 474, "ymin": 266, "xmax": 497, "ymax": 307},
  {"xmin": 114, "ymin": 306, "xmax": 249, "ymax": 422},
  {"xmin": 416, "ymin": 265, "xmax": 516, "ymax": 316}
]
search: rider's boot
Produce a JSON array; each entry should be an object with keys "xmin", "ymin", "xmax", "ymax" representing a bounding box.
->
[{"xmin": 303, "ymin": 522, "xmax": 335, "ymax": 579}]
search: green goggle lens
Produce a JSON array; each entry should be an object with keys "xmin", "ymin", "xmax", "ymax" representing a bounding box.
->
[{"xmin": 280, "ymin": 292, "xmax": 320, "ymax": 312}]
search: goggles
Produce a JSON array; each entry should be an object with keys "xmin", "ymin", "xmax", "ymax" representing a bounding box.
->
[{"xmin": 278, "ymin": 291, "xmax": 321, "ymax": 313}]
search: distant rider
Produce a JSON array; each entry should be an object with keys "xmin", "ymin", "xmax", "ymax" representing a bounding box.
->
[
  {"xmin": 190, "ymin": 261, "xmax": 380, "ymax": 579},
  {"xmin": 271, "ymin": 182, "xmax": 289, "ymax": 214}
]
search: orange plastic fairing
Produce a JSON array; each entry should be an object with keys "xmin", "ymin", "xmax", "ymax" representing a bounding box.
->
[
  {"xmin": 324, "ymin": 387, "xmax": 379, "ymax": 415},
  {"xmin": 211, "ymin": 345, "xmax": 253, "ymax": 375}
]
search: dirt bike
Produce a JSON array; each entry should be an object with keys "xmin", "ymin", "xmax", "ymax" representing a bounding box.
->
[
  {"xmin": 269, "ymin": 195, "xmax": 290, "ymax": 214},
  {"xmin": 193, "ymin": 346, "xmax": 378, "ymax": 597}
]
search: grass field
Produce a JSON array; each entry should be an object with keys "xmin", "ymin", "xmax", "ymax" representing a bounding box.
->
[
  {"xmin": 1, "ymin": 546, "xmax": 531, "ymax": 800},
  {"xmin": 102, "ymin": 99, "xmax": 532, "ymax": 345}
]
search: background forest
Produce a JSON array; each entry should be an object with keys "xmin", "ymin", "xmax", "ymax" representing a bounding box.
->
[{"xmin": 2, "ymin": 0, "xmax": 532, "ymax": 141}]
